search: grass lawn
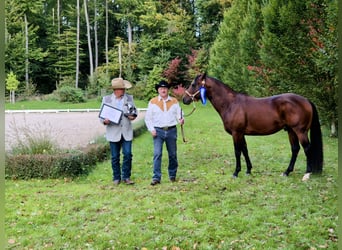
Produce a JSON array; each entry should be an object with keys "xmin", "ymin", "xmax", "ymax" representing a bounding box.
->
[
  {"xmin": 5, "ymin": 103, "xmax": 338, "ymax": 249},
  {"xmin": 5, "ymin": 98, "xmax": 148, "ymax": 110}
]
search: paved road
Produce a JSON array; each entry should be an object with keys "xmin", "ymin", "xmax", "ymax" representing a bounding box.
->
[{"xmin": 5, "ymin": 110, "xmax": 145, "ymax": 152}]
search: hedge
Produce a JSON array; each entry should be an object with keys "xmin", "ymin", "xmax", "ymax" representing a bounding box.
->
[{"xmin": 5, "ymin": 143, "xmax": 109, "ymax": 180}]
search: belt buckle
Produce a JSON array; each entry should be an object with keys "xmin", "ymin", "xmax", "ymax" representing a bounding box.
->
[{"xmin": 162, "ymin": 127, "xmax": 168, "ymax": 130}]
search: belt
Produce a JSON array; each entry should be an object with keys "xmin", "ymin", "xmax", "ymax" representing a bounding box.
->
[{"xmin": 155, "ymin": 125, "xmax": 176, "ymax": 131}]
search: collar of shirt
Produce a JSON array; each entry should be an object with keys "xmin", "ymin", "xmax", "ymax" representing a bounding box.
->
[
  {"xmin": 113, "ymin": 93, "xmax": 124, "ymax": 110},
  {"xmin": 158, "ymin": 95, "xmax": 171, "ymax": 102}
]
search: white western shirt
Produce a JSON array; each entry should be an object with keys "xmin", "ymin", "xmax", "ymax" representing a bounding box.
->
[{"xmin": 145, "ymin": 95, "xmax": 183, "ymax": 131}]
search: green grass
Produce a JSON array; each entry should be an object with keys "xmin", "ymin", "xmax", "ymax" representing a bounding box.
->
[
  {"xmin": 5, "ymin": 98, "xmax": 148, "ymax": 110},
  {"xmin": 5, "ymin": 103, "xmax": 338, "ymax": 249}
]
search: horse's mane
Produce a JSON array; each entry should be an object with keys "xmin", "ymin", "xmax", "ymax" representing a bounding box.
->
[{"xmin": 205, "ymin": 75, "xmax": 241, "ymax": 95}]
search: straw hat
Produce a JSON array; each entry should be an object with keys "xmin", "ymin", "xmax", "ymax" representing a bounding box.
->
[{"xmin": 110, "ymin": 77, "xmax": 132, "ymax": 90}]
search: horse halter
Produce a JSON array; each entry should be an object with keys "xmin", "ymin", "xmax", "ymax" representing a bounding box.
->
[
  {"xmin": 183, "ymin": 79, "xmax": 206, "ymax": 117},
  {"xmin": 184, "ymin": 79, "xmax": 206, "ymax": 101}
]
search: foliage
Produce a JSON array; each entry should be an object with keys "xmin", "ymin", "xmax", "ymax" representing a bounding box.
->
[
  {"xmin": 186, "ymin": 48, "xmax": 209, "ymax": 81},
  {"xmin": 5, "ymin": 144, "xmax": 107, "ymax": 179},
  {"xmin": 56, "ymin": 86, "xmax": 86, "ymax": 103},
  {"xmin": 5, "ymin": 71, "xmax": 19, "ymax": 91},
  {"xmin": 6, "ymin": 115, "xmax": 60, "ymax": 155},
  {"xmin": 5, "ymin": 104, "xmax": 338, "ymax": 248},
  {"xmin": 162, "ymin": 57, "xmax": 184, "ymax": 84},
  {"xmin": 6, "ymin": 71, "xmax": 20, "ymax": 103},
  {"xmin": 5, "ymin": 98, "xmax": 148, "ymax": 110},
  {"xmin": 195, "ymin": 0, "xmax": 232, "ymax": 48},
  {"xmin": 208, "ymin": 0, "xmax": 337, "ymax": 133},
  {"xmin": 143, "ymin": 65, "xmax": 165, "ymax": 101},
  {"xmin": 209, "ymin": 0, "xmax": 256, "ymax": 93},
  {"xmin": 4, "ymin": 0, "xmax": 338, "ymax": 134},
  {"xmin": 310, "ymin": 0, "xmax": 338, "ymax": 135}
]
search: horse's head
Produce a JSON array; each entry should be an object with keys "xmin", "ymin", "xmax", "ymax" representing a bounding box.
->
[{"xmin": 182, "ymin": 73, "xmax": 206, "ymax": 105}]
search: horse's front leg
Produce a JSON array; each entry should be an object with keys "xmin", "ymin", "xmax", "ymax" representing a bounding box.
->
[
  {"xmin": 241, "ymin": 136, "xmax": 253, "ymax": 175},
  {"xmin": 233, "ymin": 141, "xmax": 242, "ymax": 178},
  {"xmin": 232, "ymin": 133, "xmax": 249, "ymax": 177}
]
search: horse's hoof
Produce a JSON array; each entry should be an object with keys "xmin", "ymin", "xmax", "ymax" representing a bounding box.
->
[
  {"xmin": 232, "ymin": 174, "xmax": 238, "ymax": 179},
  {"xmin": 302, "ymin": 173, "xmax": 311, "ymax": 181},
  {"xmin": 281, "ymin": 173, "xmax": 288, "ymax": 177}
]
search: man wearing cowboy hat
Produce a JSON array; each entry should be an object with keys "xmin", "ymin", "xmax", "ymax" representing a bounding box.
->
[
  {"xmin": 99, "ymin": 77, "xmax": 137, "ymax": 185},
  {"xmin": 145, "ymin": 80, "xmax": 184, "ymax": 185}
]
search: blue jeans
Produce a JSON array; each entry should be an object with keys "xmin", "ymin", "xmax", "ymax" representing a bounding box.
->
[
  {"xmin": 152, "ymin": 127, "xmax": 178, "ymax": 181},
  {"xmin": 109, "ymin": 137, "xmax": 132, "ymax": 181}
]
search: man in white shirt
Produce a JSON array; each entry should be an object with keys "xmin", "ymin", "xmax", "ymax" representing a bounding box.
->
[{"xmin": 145, "ymin": 80, "xmax": 184, "ymax": 185}]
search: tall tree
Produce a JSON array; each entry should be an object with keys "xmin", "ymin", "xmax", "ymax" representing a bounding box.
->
[
  {"xmin": 209, "ymin": 0, "xmax": 254, "ymax": 92},
  {"xmin": 5, "ymin": 0, "xmax": 47, "ymax": 93},
  {"xmin": 311, "ymin": 0, "xmax": 338, "ymax": 135},
  {"xmin": 76, "ymin": 0, "xmax": 80, "ymax": 88},
  {"xmin": 93, "ymin": 0, "xmax": 99, "ymax": 69},
  {"xmin": 84, "ymin": 0, "xmax": 94, "ymax": 77},
  {"xmin": 195, "ymin": 0, "xmax": 232, "ymax": 48}
]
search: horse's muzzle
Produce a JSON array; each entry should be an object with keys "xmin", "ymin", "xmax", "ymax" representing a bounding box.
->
[{"xmin": 182, "ymin": 96, "xmax": 192, "ymax": 105}]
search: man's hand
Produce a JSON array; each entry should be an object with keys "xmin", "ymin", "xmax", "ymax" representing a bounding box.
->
[
  {"xmin": 127, "ymin": 115, "xmax": 136, "ymax": 121},
  {"xmin": 151, "ymin": 129, "xmax": 157, "ymax": 137},
  {"xmin": 103, "ymin": 119, "xmax": 110, "ymax": 125}
]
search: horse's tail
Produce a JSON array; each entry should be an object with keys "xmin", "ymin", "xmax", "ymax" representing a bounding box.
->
[{"xmin": 309, "ymin": 101, "xmax": 323, "ymax": 173}]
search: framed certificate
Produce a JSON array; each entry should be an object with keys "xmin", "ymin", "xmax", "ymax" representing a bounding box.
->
[{"xmin": 99, "ymin": 104, "xmax": 123, "ymax": 124}]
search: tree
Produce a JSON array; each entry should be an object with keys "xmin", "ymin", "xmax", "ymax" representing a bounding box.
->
[
  {"xmin": 195, "ymin": 0, "xmax": 232, "ymax": 48},
  {"xmin": 209, "ymin": 0, "xmax": 256, "ymax": 93},
  {"xmin": 311, "ymin": 0, "xmax": 338, "ymax": 136},
  {"xmin": 6, "ymin": 71, "xmax": 19, "ymax": 104},
  {"xmin": 84, "ymin": 0, "xmax": 94, "ymax": 77},
  {"xmin": 5, "ymin": 0, "xmax": 47, "ymax": 93}
]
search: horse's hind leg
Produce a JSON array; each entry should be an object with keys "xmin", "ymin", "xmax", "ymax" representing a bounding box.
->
[
  {"xmin": 283, "ymin": 129, "xmax": 300, "ymax": 176},
  {"xmin": 297, "ymin": 132, "xmax": 311, "ymax": 173}
]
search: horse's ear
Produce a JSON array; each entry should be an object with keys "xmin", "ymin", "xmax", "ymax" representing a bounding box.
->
[{"xmin": 199, "ymin": 73, "xmax": 206, "ymax": 82}]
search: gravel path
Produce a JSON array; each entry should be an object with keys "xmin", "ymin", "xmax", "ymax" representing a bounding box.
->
[{"xmin": 5, "ymin": 110, "xmax": 146, "ymax": 151}]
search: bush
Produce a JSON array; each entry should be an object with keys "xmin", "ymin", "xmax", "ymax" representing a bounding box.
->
[
  {"xmin": 56, "ymin": 86, "xmax": 85, "ymax": 103},
  {"xmin": 5, "ymin": 143, "xmax": 109, "ymax": 180}
]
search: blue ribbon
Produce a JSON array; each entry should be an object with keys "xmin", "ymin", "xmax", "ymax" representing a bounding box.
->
[{"xmin": 200, "ymin": 86, "xmax": 207, "ymax": 105}]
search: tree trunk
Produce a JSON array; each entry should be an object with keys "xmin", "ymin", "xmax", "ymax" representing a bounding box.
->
[
  {"xmin": 75, "ymin": 0, "xmax": 80, "ymax": 88},
  {"xmin": 119, "ymin": 42, "xmax": 122, "ymax": 77},
  {"xmin": 56, "ymin": 0, "xmax": 61, "ymax": 88},
  {"xmin": 94, "ymin": 0, "xmax": 98, "ymax": 69},
  {"xmin": 10, "ymin": 91, "xmax": 15, "ymax": 104},
  {"xmin": 24, "ymin": 14, "xmax": 29, "ymax": 92},
  {"xmin": 84, "ymin": 0, "xmax": 94, "ymax": 76},
  {"xmin": 330, "ymin": 119, "xmax": 337, "ymax": 137},
  {"xmin": 127, "ymin": 20, "xmax": 132, "ymax": 53},
  {"xmin": 105, "ymin": 0, "xmax": 109, "ymax": 75}
]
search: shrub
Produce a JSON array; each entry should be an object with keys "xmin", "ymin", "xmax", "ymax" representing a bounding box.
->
[
  {"xmin": 56, "ymin": 86, "xmax": 85, "ymax": 103},
  {"xmin": 5, "ymin": 144, "xmax": 109, "ymax": 180},
  {"xmin": 7, "ymin": 117, "xmax": 60, "ymax": 155}
]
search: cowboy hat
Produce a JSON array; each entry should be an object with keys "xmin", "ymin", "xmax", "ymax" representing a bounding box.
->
[
  {"xmin": 155, "ymin": 80, "xmax": 170, "ymax": 91},
  {"xmin": 110, "ymin": 77, "xmax": 132, "ymax": 89}
]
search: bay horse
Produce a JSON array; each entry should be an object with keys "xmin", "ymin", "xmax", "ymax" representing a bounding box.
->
[{"xmin": 183, "ymin": 73, "xmax": 323, "ymax": 180}]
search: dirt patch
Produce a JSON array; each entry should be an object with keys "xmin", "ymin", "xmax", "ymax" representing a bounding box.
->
[{"xmin": 5, "ymin": 111, "xmax": 145, "ymax": 151}]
